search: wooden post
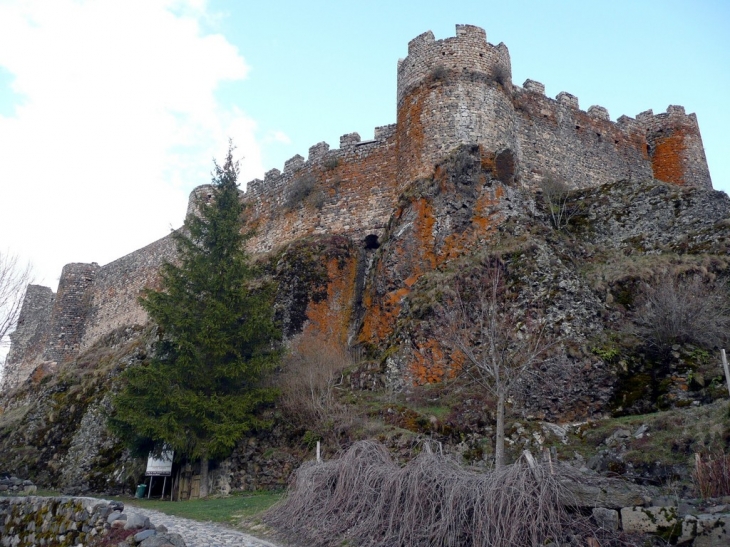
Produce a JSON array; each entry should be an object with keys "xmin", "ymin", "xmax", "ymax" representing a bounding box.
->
[
  {"xmin": 147, "ymin": 476, "xmax": 152, "ymax": 499},
  {"xmin": 316, "ymin": 441, "xmax": 321, "ymax": 463},
  {"xmin": 161, "ymin": 476, "xmax": 167, "ymax": 500},
  {"xmin": 721, "ymin": 349, "xmax": 730, "ymax": 397}
]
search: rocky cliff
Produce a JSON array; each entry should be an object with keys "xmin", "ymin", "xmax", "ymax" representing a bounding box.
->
[{"xmin": 0, "ymin": 24, "xmax": 727, "ymax": 497}]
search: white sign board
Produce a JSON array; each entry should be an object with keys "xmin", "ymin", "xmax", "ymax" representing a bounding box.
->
[{"xmin": 146, "ymin": 449, "xmax": 174, "ymax": 476}]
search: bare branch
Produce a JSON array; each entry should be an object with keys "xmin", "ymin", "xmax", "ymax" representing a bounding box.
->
[
  {"xmin": 0, "ymin": 250, "xmax": 33, "ymax": 348},
  {"xmin": 277, "ymin": 332, "xmax": 357, "ymax": 447},
  {"xmin": 438, "ymin": 262, "xmax": 555, "ymax": 467},
  {"xmin": 265, "ymin": 440, "xmax": 632, "ymax": 547}
]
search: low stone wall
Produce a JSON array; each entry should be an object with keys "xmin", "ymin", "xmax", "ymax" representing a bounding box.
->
[
  {"xmin": 592, "ymin": 496, "xmax": 730, "ymax": 546},
  {"xmin": 0, "ymin": 476, "xmax": 36, "ymax": 496},
  {"xmin": 0, "ymin": 496, "xmax": 185, "ymax": 547}
]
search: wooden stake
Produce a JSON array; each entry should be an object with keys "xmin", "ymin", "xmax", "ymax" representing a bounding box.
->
[
  {"xmin": 316, "ymin": 441, "xmax": 321, "ymax": 463},
  {"xmin": 721, "ymin": 349, "xmax": 730, "ymax": 397}
]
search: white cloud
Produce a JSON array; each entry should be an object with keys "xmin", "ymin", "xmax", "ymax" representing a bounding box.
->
[
  {"xmin": 0, "ymin": 0, "xmax": 264, "ymax": 288},
  {"xmin": 264, "ymin": 130, "xmax": 292, "ymax": 145}
]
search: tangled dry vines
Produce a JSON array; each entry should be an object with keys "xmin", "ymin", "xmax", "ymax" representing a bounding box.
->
[{"xmin": 264, "ymin": 440, "xmax": 635, "ymax": 547}]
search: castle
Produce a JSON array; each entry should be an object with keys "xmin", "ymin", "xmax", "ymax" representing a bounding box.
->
[{"xmin": 2, "ymin": 25, "xmax": 713, "ymax": 391}]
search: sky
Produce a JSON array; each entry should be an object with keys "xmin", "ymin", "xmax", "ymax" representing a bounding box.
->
[{"xmin": 0, "ymin": 0, "xmax": 728, "ymax": 293}]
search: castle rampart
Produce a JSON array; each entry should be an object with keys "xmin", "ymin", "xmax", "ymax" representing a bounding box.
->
[
  {"xmin": 2, "ymin": 285, "xmax": 55, "ymax": 388},
  {"xmin": 43, "ymin": 263, "xmax": 100, "ymax": 364},
  {"xmin": 243, "ymin": 123, "xmax": 399, "ymax": 254},
  {"xmin": 79, "ymin": 234, "xmax": 177, "ymax": 352},
  {"xmin": 2, "ymin": 24, "xmax": 714, "ymax": 391}
]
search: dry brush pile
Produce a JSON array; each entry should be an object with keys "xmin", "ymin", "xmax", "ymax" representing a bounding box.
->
[{"xmin": 264, "ymin": 440, "xmax": 637, "ymax": 547}]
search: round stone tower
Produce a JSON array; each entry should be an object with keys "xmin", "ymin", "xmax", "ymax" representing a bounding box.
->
[{"xmin": 395, "ymin": 24, "xmax": 516, "ymax": 187}]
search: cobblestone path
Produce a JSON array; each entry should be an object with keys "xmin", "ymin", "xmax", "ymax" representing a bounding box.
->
[{"xmin": 124, "ymin": 504, "xmax": 284, "ymax": 547}]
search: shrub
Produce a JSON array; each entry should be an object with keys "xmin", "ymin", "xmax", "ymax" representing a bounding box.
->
[
  {"xmin": 284, "ymin": 174, "xmax": 316, "ymax": 210},
  {"xmin": 323, "ymin": 156, "xmax": 339, "ymax": 171},
  {"xmin": 430, "ymin": 64, "xmax": 448, "ymax": 82},
  {"xmin": 540, "ymin": 177, "xmax": 577, "ymax": 231},
  {"xmin": 632, "ymin": 273, "xmax": 730, "ymax": 354},
  {"xmin": 265, "ymin": 441, "xmax": 621, "ymax": 547},
  {"xmin": 278, "ymin": 332, "xmax": 356, "ymax": 445},
  {"xmin": 492, "ymin": 63, "xmax": 510, "ymax": 87}
]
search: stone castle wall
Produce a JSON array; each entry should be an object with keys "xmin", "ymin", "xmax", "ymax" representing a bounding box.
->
[
  {"xmin": 3, "ymin": 285, "xmax": 55, "ymax": 388},
  {"xmin": 244, "ymin": 124, "xmax": 398, "ymax": 253},
  {"xmin": 80, "ymin": 235, "xmax": 177, "ymax": 352},
  {"xmin": 393, "ymin": 24, "xmax": 710, "ymax": 191},
  {"xmin": 2, "ymin": 24, "xmax": 714, "ymax": 391},
  {"xmin": 2, "ymin": 236, "xmax": 176, "ymax": 391}
]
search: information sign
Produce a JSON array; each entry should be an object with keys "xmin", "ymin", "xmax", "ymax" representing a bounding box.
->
[{"xmin": 145, "ymin": 449, "xmax": 174, "ymax": 476}]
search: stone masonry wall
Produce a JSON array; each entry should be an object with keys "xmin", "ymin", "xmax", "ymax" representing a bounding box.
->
[
  {"xmin": 3, "ymin": 24, "xmax": 715, "ymax": 391},
  {"xmin": 640, "ymin": 105, "xmax": 713, "ymax": 189},
  {"xmin": 244, "ymin": 124, "xmax": 398, "ymax": 254},
  {"xmin": 0, "ymin": 496, "xmax": 183, "ymax": 547},
  {"xmin": 394, "ymin": 24, "xmax": 711, "ymax": 191},
  {"xmin": 42, "ymin": 263, "xmax": 100, "ymax": 365},
  {"xmin": 80, "ymin": 234, "xmax": 176, "ymax": 352},
  {"xmin": 2, "ymin": 286, "xmax": 55, "ymax": 390},
  {"xmin": 512, "ymin": 83, "xmax": 654, "ymax": 188},
  {"xmin": 396, "ymin": 25, "xmax": 515, "ymax": 186}
]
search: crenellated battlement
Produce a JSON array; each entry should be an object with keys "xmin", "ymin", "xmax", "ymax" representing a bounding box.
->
[
  {"xmin": 396, "ymin": 24, "xmax": 511, "ymax": 105},
  {"xmin": 245, "ymin": 123, "xmax": 397, "ymax": 202},
  {"xmin": 3, "ymin": 24, "xmax": 714, "ymax": 391}
]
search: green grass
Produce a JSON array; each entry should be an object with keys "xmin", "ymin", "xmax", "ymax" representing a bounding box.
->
[{"xmin": 119, "ymin": 491, "xmax": 283, "ymax": 526}]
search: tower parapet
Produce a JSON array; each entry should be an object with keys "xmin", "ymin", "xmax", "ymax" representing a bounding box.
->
[
  {"xmin": 396, "ymin": 25, "xmax": 515, "ymax": 186},
  {"xmin": 43, "ymin": 262, "xmax": 99, "ymax": 364},
  {"xmin": 396, "ymin": 25, "xmax": 511, "ymax": 104},
  {"xmin": 637, "ymin": 106, "xmax": 712, "ymax": 189}
]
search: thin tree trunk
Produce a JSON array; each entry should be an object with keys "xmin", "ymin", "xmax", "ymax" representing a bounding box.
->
[
  {"xmin": 495, "ymin": 392, "xmax": 505, "ymax": 469},
  {"xmin": 199, "ymin": 456, "xmax": 209, "ymax": 499}
]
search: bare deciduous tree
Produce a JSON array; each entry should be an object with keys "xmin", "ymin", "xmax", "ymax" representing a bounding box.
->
[
  {"xmin": 0, "ymin": 250, "xmax": 33, "ymax": 349},
  {"xmin": 440, "ymin": 263, "xmax": 552, "ymax": 468},
  {"xmin": 541, "ymin": 177, "xmax": 577, "ymax": 231},
  {"xmin": 633, "ymin": 273, "xmax": 730, "ymax": 353}
]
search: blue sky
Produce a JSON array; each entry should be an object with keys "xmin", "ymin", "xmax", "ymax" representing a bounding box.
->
[{"xmin": 0, "ymin": 0, "xmax": 728, "ymax": 293}]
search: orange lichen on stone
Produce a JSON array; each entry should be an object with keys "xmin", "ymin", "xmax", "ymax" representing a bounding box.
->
[
  {"xmin": 302, "ymin": 254, "xmax": 359, "ymax": 346},
  {"xmin": 396, "ymin": 84, "xmax": 429, "ymax": 185},
  {"xmin": 436, "ymin": 184, "xmax": 504, "ymax": 263},
  {"xmin": 358, "ymin": 198, "xmax": 437, "ymax": 347},
  {"xmin": 652, "ymin": 129, "xmax": 687, "ymax": 185},
  {"xmin": 409, "ymin": 339, "xmax": 464, "ymax": 385}
]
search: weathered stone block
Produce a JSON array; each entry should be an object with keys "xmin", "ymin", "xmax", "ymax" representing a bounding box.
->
[
  {"xmin": 694, "ymin": 513, "xmax": 729, "ymax": 547},
  {"xmin": 620, "ymin": 506, "xmax": 680, "ymax": 534},
  {"xmin": 592, "ymin": 507, "xmax": 619, "ymax": 531}
]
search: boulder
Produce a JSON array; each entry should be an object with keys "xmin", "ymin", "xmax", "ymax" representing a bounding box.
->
[
  {"xmin": 134, "ymin": 529, "xmax": 156, "ymax": 542},
  {"xmin": 123, "ymin": 512, "xmax": 150, "ymax": 530},
  {"xmin": 107, "ymin": 511, "xmax": 124, "ymax": 524},
  {"xmin": 562, "ymin": 480, "xmax": 648, "ymax": 509},
  {"xmin": 139, "ymin": 532, "xmax": 186, "ymax": 547}
]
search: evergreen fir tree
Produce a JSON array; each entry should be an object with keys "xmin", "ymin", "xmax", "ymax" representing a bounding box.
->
[{"xmin": 109, "ymin": 144, "xmax": 281, "ymax": 497}]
